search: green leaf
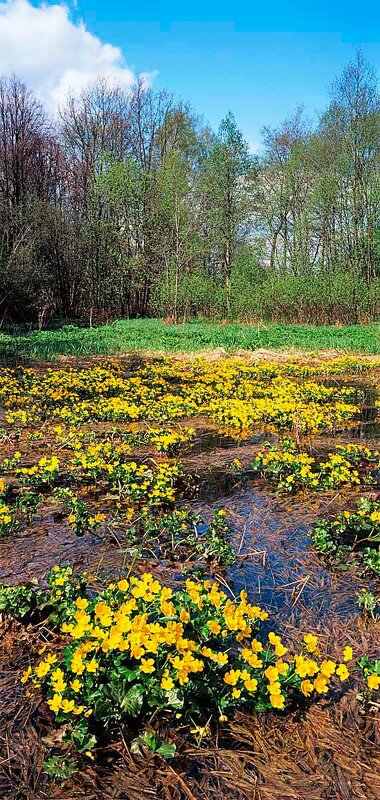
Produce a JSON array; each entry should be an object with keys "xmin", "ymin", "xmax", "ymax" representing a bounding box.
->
[
  {"xmin": 43, "ymin": 755, "xmax": 78, "ymax": 779},
  {"xmin": 120, "ymin": 683, "xmax": 145, "ymax": 717},
  {"xmin": 165, "ymin": 689, "xmax": 184, "ymax": 709},
  {"xmin": 157, "ymin": 742, "xmax": 176, "ymax": 759},
  {"xmin": 131, "ymin": 732, "xmax": 176, "ymax": 759}
]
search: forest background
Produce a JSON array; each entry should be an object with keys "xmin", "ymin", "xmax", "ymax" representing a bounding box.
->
[{"xmin": 1, "ymin": 50, "xmax": 380, "ymax": 329}]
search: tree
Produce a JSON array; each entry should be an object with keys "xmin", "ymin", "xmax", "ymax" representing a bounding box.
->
[
  {"xmin": 320, "ymin": 50, "xmax": 380, "ymax": 282},
  {"xmin": 155, "ymin": 150, "xmax": 200, "ymax": 321},
  {"xmin": 95, "ymin": 155, "xmax": 151, "ymax": 317},
  {"xmin": 199, "ymin": 113, "xmax": 256, "ymax": 311},
  {"xmin": 259, "ymin": 108, "xmax": 311, "ymax": 272}
]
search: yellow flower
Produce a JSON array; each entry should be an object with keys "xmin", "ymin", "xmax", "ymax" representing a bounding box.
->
[
  {"xmin": 76, "ymin": 597, "xmax": 88, "ymax": 609},
  {"xmin": 214, "ymin": 651, "xmax": 228, "ymax": 666},
  {"xmin": 244, "ymin": 677, "xmax": 258, "ymax": 692},
  {"xmin": 140, "ymin": 658, "xmax": 155, "ymax": 674},
  {"xmin": 85, "ymin": 658, "xmax": 99, "ymax": 674},
  {"xmin": 367, "ymin": 674, "xmax": 380, "ymax": 691},
  {"xmin": 61, "ymin": 699, "xmax": 75, "ymax": 714},
  {"xmin": 207, "ymin": 620, "xmax": 221, "ymax": 635},
  {"xmin": 300, "ymin": 679, "xmax": 314, "ymax": 697},
  {"xmin": 276, "ymin": 660, "xmax": 289, "ymax": 676},
  {"xmin": 342, "ymin": 646, "xmax": 353, "ymax": 662},
  {"xmin": 270, "ymin": 693, "xmax": 285, "ymax": 709},
  {"xmin": 117, "ymin": 579, "xmax": 129, "ymax": 592},
  {"xmin": 275, "ymin": 642, "xmax": 288, "ymax": 657},
  {"xmin": 268, "ymin": 681, "xmax": 282, "ymax": 696},
  {"xmin": 52, "ymin": 676, "xmax": 66, "ymax": 692},
  {"xmin": 314, "ymin": 675, "xmax": 328, "ymax": 694},
  {"xmin": 47, "ymin": 693, "xmax": 62, "ymax": 713},
  {"xmin": 319, "ymin": 660, "xmax": 336, "ymax": 678},
  {"xmin": 71, "ymin": 654, "xmax": 85, "ymax": 675},
  {"xmin": 303, "ymin": 633, "xmax": 318, "ymax": 653},
  {"xmin": 336, "ymin": 664, "xmax": 349, "ymax": 681},
  {"xmin": 21, "ymin": 666, "xmax": 32, "ymax": 684},
  {"xmin": 224, "ymin": 669, "xmax": 241, "ymax": 686},
  {"xmin": 70, "ymin": 679, "xmax": 82, "ymax": 692},
  {"xmin": 304, "ymin": 659, "xmax": 319, "ymax": 677},
  {"xmin": 161, "ymin": 674, "xmax": 174, "ymax": 691},
  {"xmin": 264, "ymin": 665, "xmax": 279, "ymax": 682},
  {"xmin": 232, "ymin": 687, "xmax": 241, "ymax": 699},
  {"xmin": 35, "ymin": 660, "xmax": 51, "ymax": 679}
]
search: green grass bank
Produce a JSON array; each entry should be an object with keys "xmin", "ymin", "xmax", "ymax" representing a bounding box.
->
[{"xmin": 2, "ymin": 319, "xmax": 380, "ymax": 362}]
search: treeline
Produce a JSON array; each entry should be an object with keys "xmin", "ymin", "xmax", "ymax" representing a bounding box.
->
[{"xmin": 1, "ymin": 50, "xmax": 380, "ymax": 327}]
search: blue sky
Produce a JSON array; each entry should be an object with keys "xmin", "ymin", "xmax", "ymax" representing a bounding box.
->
[
  {"xmin": 1, "ymin": 0, "xmax": 380, "ymax": 147},
  {"xmin": 72, "ymin": 0, "xmax": 380, "ymax": 150}
]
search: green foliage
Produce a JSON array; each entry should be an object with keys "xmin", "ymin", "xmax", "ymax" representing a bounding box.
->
[
  {"xmin": 131, "ymin": 731, "xmax": 176, "ymax": 759},
  {"xmin": 311, "ymin": 496, "xmax": 380, "ymax": 576},
  {"xmin": 42, "ymin": 755, "xmax": 78, "ymax": 780},
  {"xmin": 309, "ymin": 521, "xmax": 337, "ymax": 554},
  {"xmin": 5, "ymin": 318, "xmax": 380, "ymax": 363},
  {"xmin": 188, "ymin": 510, "xmax": 235, "ymax": 565},
  {"xmin": 363, "ymin": 548, "xmax": 380, "ymax": 575},
  {"xmin": 0, "ymin": 565, "xmax": 88, "ymax": 623},
  {"xmin": 357, "ymin": 656, "xmax": 380, "ymax": 700},
  {"xmin": 357, "ymin": 588, "xmax": 378, "ymax": 617},
  {"xmin": 0, "ymin": 579, "xmax": 41, "ymax": 619}
]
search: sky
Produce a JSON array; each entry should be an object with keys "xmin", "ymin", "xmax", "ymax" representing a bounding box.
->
[{"xmin": 1, "ymin": 0, "xmax": 380, "ymax": 151}]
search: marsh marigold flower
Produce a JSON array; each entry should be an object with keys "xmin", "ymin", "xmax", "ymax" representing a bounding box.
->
[{"xmin": 367, "ymin": 674, "xmax": 380, "ymax": 691}]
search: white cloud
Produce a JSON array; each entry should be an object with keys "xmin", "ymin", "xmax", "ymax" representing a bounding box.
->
[{"xmin": 0, "ymin": 0, "xmax": 153, "ymax": 112}]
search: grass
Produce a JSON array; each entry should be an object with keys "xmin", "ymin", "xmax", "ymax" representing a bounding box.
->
[{"xmin": 2, "ymin": 318, "xmax": 380, "ymax": 362}]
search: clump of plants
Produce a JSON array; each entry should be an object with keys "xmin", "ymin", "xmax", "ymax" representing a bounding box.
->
[
  {"xmin": 357, "ymin": 657, "xmax": 380, "ymax": 704},
  {"xmin": 128, "ymin": 508, "xmax": 235, "ymax": 565},
  {"xmin": 311, "ymin": 496, "xmax": 380, "ymax": 576},
  {"xmin": 147, "ymin": 426, "xmax": 195, "ymax": 455},
  {"xmin": 54, "ymin": 488, "xmax": 106, "ymax": 537},
  {"xmin": 187, "ymin": 509, "xmax": 235, "ymax": 565},
  {"xmin": 357, "ymin": 588, "xmax": 379, "ymax": 618},
  {"xmin": 251, "ymin": 440, "xmax": 379, "ymax": 493},
  {"xmin": 1, "ymin": 565, "xmax": 355, "ymax": 757}
]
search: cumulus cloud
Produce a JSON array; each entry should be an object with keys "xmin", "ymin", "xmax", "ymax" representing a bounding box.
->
[{"xmin": 0, "ymin": 0, "xmax": 153, "ymax": 112}]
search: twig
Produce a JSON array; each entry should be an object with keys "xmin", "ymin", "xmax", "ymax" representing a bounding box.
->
[{"xmin": 292, "ymin": 575, "xmax": 310, "ymax": 606}]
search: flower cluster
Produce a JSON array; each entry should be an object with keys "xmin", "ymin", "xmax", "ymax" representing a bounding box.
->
[
  {"xmin": 252, "ymin": 441, "xmax": 378, "ymax": 493},
  {"xmin": 147, "ymin": 427, "xmax": 195, "ymax": 455},
  {"xmin": 16, "ymin": 455, "xmax": 60, "ymax": 487},
  {"xmin": 0, "ymin": 358, "xmax": 367, "ymax": 436},
  {"xmin": 13, "ymin": 565, "xmax": 353, "ymax": 751}
]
